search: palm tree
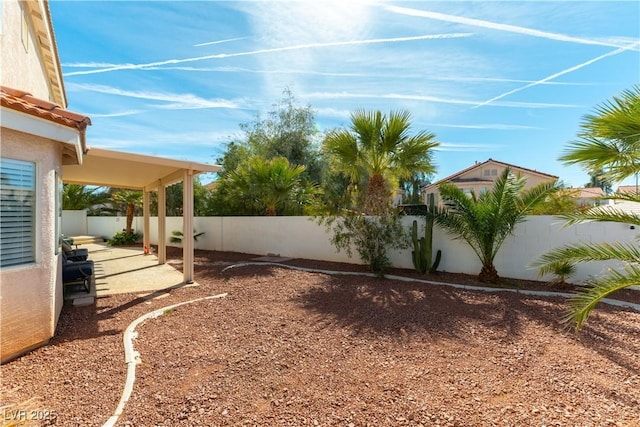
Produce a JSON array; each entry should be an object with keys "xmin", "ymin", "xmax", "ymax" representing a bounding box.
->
[
  {"xmin": 111, "ymin": 190, "xmax": 143, "ymax": 235},
  {"xmin": 534, "ymin": 85, "xmax": 640, "ymax": 329},
  {"xmin": 62, "ymin": 184, "xmax": 110, "ymax": 211},
  {"xmin": 226, "ymin": 156, "xmax": 311, "ymax": 216},
  {"xmin": 436, "ymin": 168, "xmax": 556, "ymax": 283},
  {"xmin": 559, "ymin": 85, "xmax": 640, "ymax": 185},
  {"xmin": 323, "ymin": 109, "xmax": 439, "ymax": 215},
  {"xmin": 533, "ymin": 197, "xmax": 640, "ymax": 324}
]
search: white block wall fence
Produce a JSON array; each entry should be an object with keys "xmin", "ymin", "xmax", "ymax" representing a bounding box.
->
[{"xmin": 62, "ymin": 214, "xmax": 638, "ymax": 283}]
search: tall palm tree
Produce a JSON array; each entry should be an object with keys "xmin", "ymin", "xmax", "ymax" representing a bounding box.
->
[
  {"xmin": 436, "ymin": 168, "xmax": 556, "ymax": 283},
  {"xmin": 323, "ymin": 109, "xmax": 439, "ymax": 215},
  {"xmin": 534, "ymin": 85, "xmax": 640, "ymax": 329},
  {"xmin": 111, "ymin": 190, "xmax": 143, "ymax": 235},
  {"xmin": 226, "ymin": 156, "xmax": 311, "ymax": 216}
]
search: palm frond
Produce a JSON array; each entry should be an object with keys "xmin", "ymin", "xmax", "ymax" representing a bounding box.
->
[
  {"xmin": 532, "ymin": 241, "xmax": 640, "ymax": 276},
  {"xmin": 559, "ymin": 85, "xmax": 640, "ymax": 183},
  {"xmin": 611, "ymin": 191, "xmax": 640, "ymax": 203},
  {"xmin": 559, "ymin": 207, "xmax": 640, "ymax": 227},
  {"xmin": 567, "ymin": 264, "xmax": 640, "ymax": 329}
]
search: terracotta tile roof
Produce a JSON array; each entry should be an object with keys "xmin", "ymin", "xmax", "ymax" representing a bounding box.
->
[
  {"xmin": 617, "ymin": 185, "xmax": 640, "ymax": 194},
  {"xmin": 0, "ymin": 86, "xmax": 91, "ymax": 131},
  {"xmin": 565, "ymin": 187, "xmax": 605, "ymax": 198}
]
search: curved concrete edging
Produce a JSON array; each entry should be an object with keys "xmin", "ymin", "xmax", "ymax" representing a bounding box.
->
[
  {"xmin": 222, "ymin": 262, "xmax": 640, "ymax": 312},
  {"xmin": 103, "ymin": 293, "xmax": 228, "ymax": 427}
]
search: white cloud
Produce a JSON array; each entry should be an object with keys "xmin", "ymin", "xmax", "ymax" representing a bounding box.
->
[
  {"xmin": 385, "ymin": 5, "xmax": 639, "ymax": 50},
  {"xmin": 435, "ymin": 143, "xmax": 505, "ymax": 152},
  {"xmin": 429, "ymin": 123, "xmax": 543, "ymax": 130},
  {"xmin": 194, "ymin": 36, "xmax": 250, "ymax": 47},
  {"xmin": 474, "ymin": 41, "xmax": 640, "ymax": 108},
  {"xmin": 67, "ymin": 83, "xmax": 244, "ymax": 110},
  {"xmin": 305, "ymin": 91, "xmax": 581, "ymax": 109},
  {"xmin": 62, "ymin": 33, "xmax": 473, "ymax": 77},
  {"xmin": 88, "ymin": 110, "xmax": 146, "ymax": 118}
]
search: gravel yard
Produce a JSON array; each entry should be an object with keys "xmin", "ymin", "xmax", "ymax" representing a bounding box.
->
[{"xmin": 2, "ymin": 248, "xmax": 639, "ymax": 426}]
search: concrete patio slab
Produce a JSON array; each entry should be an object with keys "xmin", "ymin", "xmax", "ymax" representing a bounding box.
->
[{"xmin": 79, "ymin": 243, "xmax": 191, "ymax": 296}]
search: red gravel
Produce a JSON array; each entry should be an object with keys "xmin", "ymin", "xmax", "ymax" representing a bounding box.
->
[{"xmin": 2, "ymin": 248, "xmax": 639, "ymax": 426}]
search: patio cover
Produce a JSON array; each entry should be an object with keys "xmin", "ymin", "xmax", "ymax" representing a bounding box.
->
[{"xmin": 62, "ymin": 147, "xmax": 221, "ymax": 284}]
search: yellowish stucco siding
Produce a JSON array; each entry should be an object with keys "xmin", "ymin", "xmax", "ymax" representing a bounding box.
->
[{"xmin": 0, "ymin": 1, "xmax": 52, "ymax": 101}]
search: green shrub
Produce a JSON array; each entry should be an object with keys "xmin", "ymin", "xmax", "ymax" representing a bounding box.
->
[
  {"xmin": 328, "ymin": 213, "xmax": 408, "ymax": 276},
  {"xmin": 169, "ymin": 229, "xmax": 205, "ymax": 244},
  {"xmin": 107, "ymin": 231, "xmax": 142, "ymax": 246}
]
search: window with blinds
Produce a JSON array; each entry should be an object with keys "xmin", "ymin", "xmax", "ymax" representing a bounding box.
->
[{"xmin": 0, "ymin": 158, "xmax": 36, "ymax": 268}]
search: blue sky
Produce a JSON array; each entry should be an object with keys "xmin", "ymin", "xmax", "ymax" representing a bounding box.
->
[{"xmin": 50, "ymin": 1, "xmax": 639, "ymax": 187}]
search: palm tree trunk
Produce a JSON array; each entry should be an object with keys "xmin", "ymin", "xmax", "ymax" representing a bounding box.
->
[
  {"xmin": 266, "ymin": 204, "xmax": 276, "ymax": 216},
  {"xmin": 365, "ymin": 174, "xmax": 390, "ymax": 215},
  {"xmin": 126, "ymin": 204, "xmax": 134, "ymax": 235},
  {"xmin": 479, "ymin": 263, "xmax": 500, "ymax": 283}
]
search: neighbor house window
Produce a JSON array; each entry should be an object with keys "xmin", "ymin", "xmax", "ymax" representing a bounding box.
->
[{"xmin": 0, "ymin": 158, "xmax": 36, "ymax": 267}]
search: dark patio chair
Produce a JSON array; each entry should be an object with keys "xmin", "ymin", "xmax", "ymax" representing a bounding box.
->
[
  {"xmin": 62, "ymin": 239, "xmax": 89, "ymax": 261},
  {"xmin": 62, "ymin": 252, "xmax": 94, "ymax": 293}
]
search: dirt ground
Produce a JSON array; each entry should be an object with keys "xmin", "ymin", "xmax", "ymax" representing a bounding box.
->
[{"xmin": 2, "ymin": 248, "xmax": 639, "ymax": 426}]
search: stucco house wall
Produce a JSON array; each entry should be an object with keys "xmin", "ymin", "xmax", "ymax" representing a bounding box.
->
[
  {"xmin": 1, "ymin": 129, "xmax": 63, "ymax": 362},
  {"xmin": 1, "ymin": 0, "xmax": 88, "ymax": 362},
  {"xmin": 0, "ymin": 1, "xmax": 52, "ymax": 101}
]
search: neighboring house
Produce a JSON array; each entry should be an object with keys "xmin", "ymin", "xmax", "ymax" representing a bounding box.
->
[
  {"xmin": 0, "ymin": 0, "xmax": 90, "ymax": 362},
  {"xmin": 563, "ymin": 187, "xmax": 611, "ymax": 208},
  {"xmin": 617, "ymin": 185, "xmax": 640, "ymax": 195},
  {"xmin": 422, "ymin": 158, "xmax": 558, "ymax": 207}
]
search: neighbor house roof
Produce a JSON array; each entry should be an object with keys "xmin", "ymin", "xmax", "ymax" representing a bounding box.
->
[
  {"xmin": 1, "ymin": 85, "xmax": 90, "ymax": 164},
  {"xmin": 566, "ymin": 187, "xmax": 605, "ymax": 199},
  {"xmin": 423, "ymin": 158, "xmax": 558, "ymax": 191},
  {"xmin": 617, "ymin": 185, "xmax": 640, "ymax": 194}
]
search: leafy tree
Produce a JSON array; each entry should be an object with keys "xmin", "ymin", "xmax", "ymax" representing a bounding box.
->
[
  {"xmin": 111, "ymin": 190, "xmax": 143, "ymax": 235},
  {"xmin": 217, "ymin": 88, "xmax": 323, "ymax": 183},
  {"xmin": 436, "ymin": 168, "xmax": 556, "ymax": 283},
  {"xmin": 244, "ymin": 88, "xmax": 322, "ymax": 180},
  {"xmin": 221, "ymin": 156, "xmax": 315, "ymax": 216},
  {"xmin": 323, "ymin": 109, "xmax": 439, "ymax": 215},
  {"xmin": 212, "ymin": 88, "xmax": 326, "ymax": 215},
  {"xmin": 149, "ymin": 179, "xmax": 214, "ymax": 216},
  {"xmin": 400, "ymin": 172, "xmax": 433, "ymax": 205},
  {"xmin": 534, "ymin": 85, "xmax": 640, "ymax": 329},
  {"xmin": 583, "ymin": 169, "xmax": 612, "ymax": 195},
  {"xmin": 62, "ymin": 184, "xmax": 111, "ymax": 213}
]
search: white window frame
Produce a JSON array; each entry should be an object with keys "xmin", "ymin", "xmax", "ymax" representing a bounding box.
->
[{"xmin": 0, "ymin": 158, "xmax": 37, "ymax": 268}]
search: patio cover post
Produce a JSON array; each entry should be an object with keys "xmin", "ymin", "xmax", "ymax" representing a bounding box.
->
[
  {"xmin": 142, "ymin": 189, "xmax": 150, "ymax": 253},
  {"xmin": 183, "ymin": 169, "xmax": 194, "ymax": 283},
  {"xmin": 157, "ymin": 184, "xmax": 166, "ymax": 264}
]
